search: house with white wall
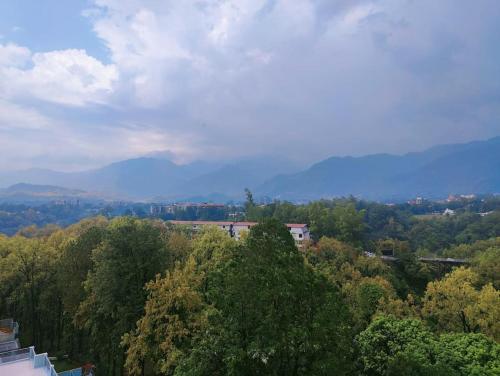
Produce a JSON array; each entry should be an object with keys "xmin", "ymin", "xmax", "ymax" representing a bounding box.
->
[{"xmin": 169, "ymin": 221, "xmax": 310, "ymax": 245}]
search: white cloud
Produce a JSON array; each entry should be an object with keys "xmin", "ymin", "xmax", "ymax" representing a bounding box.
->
[
  {"xmin": 88, "ymin": 0, "xmax": 295, "ymax": 106},
  {"xmin": 0, "ymin": 43, "xmax": 30, "ymax": 67},
  {"xmin": 1, "ymin": 0, "xmax": 500, "ymax": 171},
  {"xmin": 0, "ymin": 100, "xmax": 50, "ymax": 131},
  {"xmin": 0, "ymin": 44, "xmax": 118, "ymax": 106},
  {"xmin": 0, "ymin": 100, "xmax": 198, "ymax": 171},
  {"xmin": 77, "ymin": 0, "xmax": 500, "ymax": 163},
  {"xmin": 246, "ymin": 49, "xmax": 273, "ymax": 65},
  {"xmin": 329, "ymin": 3, "xmax": 378, "ymax": 36}
]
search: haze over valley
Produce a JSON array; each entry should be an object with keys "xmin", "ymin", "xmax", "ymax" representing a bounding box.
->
[{"xmin": 1, "ymin": 137, "xmax": 499, "ymax": 202}]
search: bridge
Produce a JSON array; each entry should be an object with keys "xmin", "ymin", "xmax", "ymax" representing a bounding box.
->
[{"xmin": 366, "ymin": 253, "xmax": 469, "ymax": 265}]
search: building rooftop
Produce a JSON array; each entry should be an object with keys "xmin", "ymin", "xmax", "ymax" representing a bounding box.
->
[
  {"xmin": 0, "ymin": 319, "xmax": 63, "ymax": 376},
  {"xmin": 170, "ymin": 220, "xmax": 234, "ymax": 226},
  {"xmin": 0, "ymin": 359, "xmax": 48, "ymax": 376},
  {"xmin": 169, "ymin": 220, "xmax": 308, "ymax": 228},
  {"xmin": 286, "ymin": 224, "xmax": 308, "ymax": 228},
  {"xmin": 0, "ymin": 347, "xmax": 58, "ymax": 376}
]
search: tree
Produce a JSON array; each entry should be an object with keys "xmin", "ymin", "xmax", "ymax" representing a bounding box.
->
[
  {"xmin": 436, "ymin": 333, "xmax": 500, "ymax": 376},
  {"xmin": 376, "ymin": 293, "xmax": 420, "ymax": 320},
  {"xmin": 472, "ymin": 246, "xmax": 500, "ymax": 289},
  {"xmin": 127, "ymin": 219, "xmax": 354, "ymax": 375},
  {"xmin": 244, "ymin": 188, "xmax": 260, "ymax": 221},
  {"xmin": 198, "ymin": 219, "xmax": 353, "ymax": 375},
  {"xmin": 332, "ymin": 203, "xmax": 365, "ymax": 245},
  {"xmin": 422, "ymin": 267, "xmax": 499, "ymax": 340},
  {"xmin": 77, "ymin": 217, "xmax": 168, "ymax": 375},
  {"xmin": 57, "ymin": 222, "xmax": 106, "ymax": 357},
  {"xmin": 385, "ymin": 353, "xmax": 452, "ymax": 376},
  {"xmin": 356, "ymin": 316, "xmax": 441, "ymax": 376},
  {"xmin": 305, "ymin": 236, "xmax": 358, "ymax": 268},
  {"xmin": 123, "ymin": 257, "xmax": 206, "ymax": 376},
  {"xmin": 357, "ymin": 316, "xmax": 500, "ymax": 376},
  {"xmin": 123, "ymin": 226, "xmax": 237, "ymax": 376},
  {"xmin": 422, "ymin": 267, "xmax": 478, "ymax": 333},
  {"xmin": 470, "ymin": 284, "xmax": 500, "ymax": 341}
]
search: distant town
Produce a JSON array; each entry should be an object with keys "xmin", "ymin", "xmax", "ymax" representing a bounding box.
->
[{"xmin": 1, "ymin": 190, "xmax": 499, "ymax": 236}]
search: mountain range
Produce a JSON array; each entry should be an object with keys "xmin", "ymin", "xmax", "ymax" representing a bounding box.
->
[
  {"xmin": 0, "ymin": 156, "xmax": 301, "ymax": 201},
  {"xmin": 257, "ymin": 136, "xmax": 500, "ymax": 201},
  {"xmin": 0, "ymin": 137, "xmax": 499, "ymax": 202},
  {"xmin": 0, "ymin": 183, "xmax": 92, "ymax": 203}
]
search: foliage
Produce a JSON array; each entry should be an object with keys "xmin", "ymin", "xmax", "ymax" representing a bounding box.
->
[
  {"xmin": 356, "ymin": 316, "xmax": 441, "ymax": 376},
  {"xmin": 422, "ymin": 267, "xmax": 500, "ymax": 340},
  {"xmin": 471, "ymin": 245, "xmax": 500, "ymax": 289},
  {"xmin": 436, "ymin": 333, "xmax": 500, "ymax": 376},
  {"xmin": 124, "ymin": 219, "xmax": 354, "ymax": 375},
  {"xmin": 1, "ymin": 205, "xmax": 499, "ymax": 375},
  {"xmin": 76, "ymin": 217, "xmax": 169, "ymax": 374},
  {"xmin": 123, "ymin": 257, "xmax": 206, "ymax": 375},
  {"xmin": 357, "ymin": 316, "xmax": 500, "ymax": 376}
]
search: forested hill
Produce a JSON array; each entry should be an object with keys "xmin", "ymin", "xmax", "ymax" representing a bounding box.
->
[{"xmin": 257, "ymin": 136, "xmax": 500, "ymax": 201}]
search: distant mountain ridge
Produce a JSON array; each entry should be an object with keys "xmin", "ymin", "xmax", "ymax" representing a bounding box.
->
[
  {"xmin": 257, "ymin": 137, "xmax": 500, "ymax": 201},
  {"xmin": 3, "ymin": 183, "xmax": 85, "ymax": 195},
  {"xmin": 0, "ymin": 183, "xmax": 92, "ymax": 203},
  {"xmin": 0, "ymin": 137, "xmax": 499, "ymax": 201},
  {"xmin": 0, "ymin": 156, "xmax": 301, "ymax": 201}
]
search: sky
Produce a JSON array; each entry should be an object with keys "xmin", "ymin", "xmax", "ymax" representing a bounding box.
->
[{"xmin": 0, "ymin": 0, "xmax": 500, "ymax": 171}]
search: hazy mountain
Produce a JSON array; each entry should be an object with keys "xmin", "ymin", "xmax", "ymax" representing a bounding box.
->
[
  {"xmin": 0, "ymin": 156, "xmax": 298, "ymax": 200},
  {"xmin": 3, "ymin": 183, "xmax": 85, "ymax": 195},
  {"xmin": 0, "ymin": 169, "xmax": 70, "ymax": 189},
  {"xmin": 175, "ymin": 156, "xmax": 302, "ymax": 199},
  {"xmin": 71, "ymin": 158, "xmax": 207, "ymax": 197},
  {"xmin": 1, "ymin": 138, "xmax": 499, "ymax": 201},
  {"xmin": 0, "ymin": 183, "xmax": 90, "ymax": 203},
  {"xmin": 397, "ymin": 138, "xmax": 500, "ymax": 198},
  {"xmin": 257, "ymin": 137, "xmax": 500, "ymax": 201}
]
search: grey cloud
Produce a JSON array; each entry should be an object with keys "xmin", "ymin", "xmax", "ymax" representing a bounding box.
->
[{"xmin": 0, "ymin": 0, "xmax": 499, "ymax": 170}]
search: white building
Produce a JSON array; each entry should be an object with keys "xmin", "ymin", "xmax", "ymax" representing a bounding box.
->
[
  {"xmin": 287, "ymin": 224, "xmax": 311, "ymax": 243},
  {"xmin": 443, "ymin": 208, "xmax": 456, "ymax": 216},
  {"xmin": 0, "ymin": 346, "xmax": 57, "ymax": 376},
  {"xmin": 169, "ymin": 221, "xmax": 310, "ymax": 245},
  {"xmin": 0, "ymin": 318, "xmax": 83, "ymax": 376},
  {"xmin": 0, "ymin": 318, "xmax": 56, "ymax": 376}
]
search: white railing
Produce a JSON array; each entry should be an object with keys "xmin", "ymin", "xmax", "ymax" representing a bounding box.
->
[
  {"xmin": 0, "ymin": 346, "xmax": 57, "ymax": 375},
  {"xmin": 0, "ymin": 339, "xmax": 20, "ymax": 353},
  {"xmin": 0, "ymin": 320, "xmax": 70, "ymax": 376},
  {"xmin": 58, "ymin": 368, "xmax": 83, "ymax": 376},
  {"xmin": 0, "ymin": 347, "xmax": 30, "ymax": 364},
  {"xmin": 33, "ymin": 349, "xmax": 58, "ymax": 376}
]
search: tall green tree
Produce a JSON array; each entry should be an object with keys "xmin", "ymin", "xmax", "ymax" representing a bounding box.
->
[
  {"xmin": 356, "ymin": 316, "xmax": 442, "ymax": 376},
  {"xmin": 123, "ymin": 226, "xmax": 237, "ymax": 376},
  {"xmin": 77, "ymin": 217, "xmax": 168, "ymax": 375},
  {"xmin": 180, "ymin": 219, "xmax": 353, "ymax": 375},
  {"xmin": 125, "ymin": 220, "xmax": 354, "ymax": 375},
  {"xmin": 436, "ymin": 333, "xmax": 500, "ymax": 376}
]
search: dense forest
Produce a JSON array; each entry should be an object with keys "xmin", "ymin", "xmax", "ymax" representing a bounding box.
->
[{"xmin": 0, "ymin": 196, "xmax": 499, "ymax": 375}]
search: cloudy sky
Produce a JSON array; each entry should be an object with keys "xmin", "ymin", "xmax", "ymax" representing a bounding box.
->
[{"xmin": 0, "ymin": 0, "xmax": 499, "ymax": 171}]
